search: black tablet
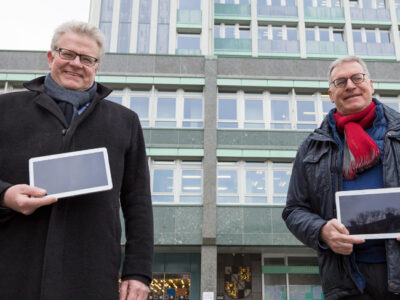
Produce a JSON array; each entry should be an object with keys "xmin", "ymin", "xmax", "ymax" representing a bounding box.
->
[{"xmin": 29, "ymin": 148, "xmax": 113, "ymax": 198}]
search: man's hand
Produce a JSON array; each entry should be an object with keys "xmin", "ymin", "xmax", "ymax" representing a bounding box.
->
[
  {"xmin": 120, "ymin": 279, "xmax": 150, "ymax": 300},
  {"xmin": 1, "ymin": 184, "xmax": 57, "ymax": 215},
  {"xmin": 319, "ymin": 218, "xmax": 364, "ymax": 255}
]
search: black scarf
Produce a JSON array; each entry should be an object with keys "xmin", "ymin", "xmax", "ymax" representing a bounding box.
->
[{"xmin": 44, "ymin": 74, "xmax": 97, "ymax": 126}]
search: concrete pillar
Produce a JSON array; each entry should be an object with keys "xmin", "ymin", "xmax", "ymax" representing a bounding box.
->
[{"xmin": 201, "ymin": 57, "xmax": 218, "ymax": 299}]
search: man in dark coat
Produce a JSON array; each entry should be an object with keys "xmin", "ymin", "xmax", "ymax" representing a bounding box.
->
[
  {"xmin": 282, "ymin": 56, "xmax": 400, "ymax": 300},
  {"xmin": 0, "ymin": 21, "xmax": 153, "ymax": 300}
]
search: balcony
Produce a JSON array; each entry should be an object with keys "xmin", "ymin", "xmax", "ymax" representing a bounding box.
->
[
  {"xmin": 257, "ymin": 5, "xmax": 298, "ymax": 18},
  {"xmin": 350, "ymin": 8, "xmax": 391, "ymax": 23},
  {"xmin": 306, "ymin": 41, "xmax": 347, "ymax": 57},
  {"xmin": 214, "ymin": 38, "xmax": 252, "ymax": 55},
  {"xmin": 214, "ymin": 3, "xmax": 251, "ymax": 20},
  {"xmin": 304, "ymin": 7, "xmax": 345, "ymax": 22},
  {"xmin": 258, "ymin": 40, "xmax": 300, "ymax": 56},
  {"xmin": 354, "ymin": 42, "xmax": 395, "ymax": 57}
]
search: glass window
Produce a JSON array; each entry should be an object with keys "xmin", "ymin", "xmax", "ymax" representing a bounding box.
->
[
  {"xmin": 286, "ymin": 0, "xmax": 296, "ymax": 6},
  {"xmin": 272, "ymin": 27, "xmax": 283, "ymax": 40},
  {"xmin": 156, "ymin": 97, "xmax": 176, "ymax": 127},
  {"xmin": 273, "ymin": 163, "xmax": 292, "ymax": 204},
  {"xmin": 181, "ymin": 169, "xmax": 202, "ymax": 203},
  {"xmin": 183, "ymin": 97, "xmax": 203, "ymax": 128},
  {"xmin": 149, "ymin": 273, "xmax": 191, "ymax": 299},
  {"xmin": 376, "ymin": 0, "xmax": 385, "ymax": 8},
  {"xmin": 217, "ymin": 169, "xmax": 239, "ymax": 203},
  {"xmin": 380, "ymin": 31, "xmax": 390, "ymax": 43},
  {"xmin": 218, "ymin": 98, "xmax": 238, "ymax": 128},
  {"xmin": 271, "ymin": 98, "xmax": 290, "ymax": 129},
  {"xmin": 304, "ymin": 0, "xmax": 313, "ymax": 6},
  {"xmin": 365, "ymin": 30, "xmax": 376, "ymax": 43},
  {"xmin": 106, "ymin": 96, "xmax": 123, "ymax": 105},
  {"xmin": 263, "ymin": 255, "xmax": 322, "ymax": 300},
  {"xmin": 156, "ymin": 0, "xmax": 170, "ymax": 54},
  {"xmin": 363, "ymin": 0, "xmax": 372, "ymax": 8},
  {"xmin": 317, "ymin": 0, "xmax": 329, "ymax": 7},
  {"xmin": 333, "ymin": 31, "xmax": 344, "ymax": 42},
  {"xmin": 177, "ymin": 34, "xmax": 201, "ymax": 51},
  {"xmin": 151, "ymin": 161, "xmax": 202, "ymax": 204},
  {"xmin": 100, "ymin": 0, "xmax": 114, "ymax": 52},
  {"xmin": 271, "ymin": 0, "xmax": 282, "ymax": 6},
  {"xmin": 322, "ymin": 98, "xmax": 335, "ymax": 116},
  {"xmin": 179, "ymin": 0, "xmax": 201, "ymax": 9},
  {"xmin": 349, "ymin": 0, "xmax": 359, "ymax": 7},
  {"xmin": 239, "ymin": 28, "xmax": 251, "ymax": 39},
  {"xmin": 395, "ymin": 0, "xmax": 400, "ymax": 8},
  {"xmin": 306, "ymin": 29, "xmax": 315, "ymax": 41},
  {"xmin": 245, "ymin": 168, "xmax": 267, "ymax": 203},
  {"xmin": 258, "ymin": 27, "xmax": 269, "ymax": 40},
  {"xmin": 152, "ymin": 169, "xmax": 174, "ymax": 202},
  {"xmin": 319, "ymin": 29, "xmax": 330, "ymax": 42},
  {"xmin": 215, "ymin": 25, "xmax": 222, "ymax": 38},
  {"xmin": 287, "ymin": 28, "xmax": 297, "ymax": 41},
  {"xmin": 137, "ymin": 0, "xmax": 152, "ymax": 53},
  {"xmin": 296, "ymin": 100, "xmax": 316, "ymax": 122},
  {"xmin": 130, "ymin": 97, "xmax": 149, "ymax": 127},
  {"xmin": 353, "ymin": 30, "xmax": 362, "ymax": 43},
  {"xmin": 225, "ymin": 26, "xmax": 235, "ymax": 38},
  {"xmin": 245, "ymin": 99, "xmax": 264, "ymax": 128}
]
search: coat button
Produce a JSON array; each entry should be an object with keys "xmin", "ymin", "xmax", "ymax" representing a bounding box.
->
[{"xmin": 62, "ymin": 128, "xmax": 67, "ymax": 135}]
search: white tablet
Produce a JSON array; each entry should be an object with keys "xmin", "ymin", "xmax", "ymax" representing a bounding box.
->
[
  {"xmin": 29, "ymin": 148, "xmax": 113, "ymax": 199},
  {"xmin": 336, "ymin": 187, "xmax": 400, "ymax": 239}
]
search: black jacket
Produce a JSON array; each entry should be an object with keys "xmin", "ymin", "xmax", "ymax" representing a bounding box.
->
[
  {"xmin": 282, "ymin": 102, "xmax": 400, "ymax": 300},
  {"xmin": 0, "ymin": 77, "xmax": 154, "ymax": 300}
]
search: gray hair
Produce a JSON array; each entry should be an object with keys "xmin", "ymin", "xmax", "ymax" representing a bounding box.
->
[
  {"xmin": 328, "ymin": 55, "xmax": 370, "ymax": 82},
  {"xmin": 50, "ymin": 21, "xmax": 106, "ymax": 61}
]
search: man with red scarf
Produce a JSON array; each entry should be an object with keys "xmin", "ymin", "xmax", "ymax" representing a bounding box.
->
[{"xmin": 283, "ymin": 56, "xmax": 400, "ymax": 300}]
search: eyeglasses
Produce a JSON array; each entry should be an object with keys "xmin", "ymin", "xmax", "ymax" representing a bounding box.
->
[
  {"xmin": 55, "ymin": 48, "xmax": 98, "ymax": 67},
  {"xmin": 330, "ymin": 73, "xmax": 366, "ymax": 88}
]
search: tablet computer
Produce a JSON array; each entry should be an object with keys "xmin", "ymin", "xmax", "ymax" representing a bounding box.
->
[
  {"xmin": 336, "ymin": 187, "xmax": 400, "ymax": 239},
  {"xmin": 29, "ymin": 148, "xmax": 113, "ymax": 199}
]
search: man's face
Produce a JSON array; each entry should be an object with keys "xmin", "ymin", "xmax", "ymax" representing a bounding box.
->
[
  {"xmin": 47, "ymin": 32, "xmax": 99, "ymax": 91},
  {"xmin": 328, "ymin": 61, "xmax": 374, "ymax": 116}
]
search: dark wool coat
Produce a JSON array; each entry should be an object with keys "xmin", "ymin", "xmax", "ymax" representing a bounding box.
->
[{"xmin": 0, "ymin": 77, "xmax": 154, "ymax": 300}]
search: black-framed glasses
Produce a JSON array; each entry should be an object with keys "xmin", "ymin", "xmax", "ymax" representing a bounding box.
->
[
  {"xmin": 55, "ymin": 48, "xmax": 98, "ymax": 67},
  {"xmin": 330, "ymin": 73, "xmax": 366, "ymax": 88}
]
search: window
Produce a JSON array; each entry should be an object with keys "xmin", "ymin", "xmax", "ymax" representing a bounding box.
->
[
  {"xmin": 130, "ymin": 96, "xmax": 150, "ymax": 127},
  {"xmin": 99, "ymin": 0, "xmax": 114, "ymax": 52},
  {"xmin": 218, "ymin": 97, "xmax": 238, "ymax": 128},
  {"xmin": 306, "ymin": 26, "xmax": 344, "ymax": 42},
  {"xmin": 156, "ymin": 96, "xmax": 176, "ymax": 127},
  {"xmin": 179, "ymin": 0, "xmax": 201, "ymax": 9},
  {"xmin": 270, "ymin": 95, "xmax": 291, "ymax": 129},
  {"xmin": 149, "ymin": 273, "xmax": 191, "ymax": 299},
  {"xmin": 215, "ymin": 23, "xmax": 251, "ymax": 39},
  {"xmin": 117, "ymin": 0, "xmax": 132, "ymax": 53},
  {"xmin": 176, "ymin": 34, "xmax": 201, "ymax": 54},
  {"xmin": 217, "ymin": 161, "xmax": 293, "ymax": 205},
  {"xmin": 137, "ymin": 0, "xmax": 152, "ymax": 53},
  {"xmin": 379, "ymin": 96, "xmax": 400, "ymax": 112},
  {"xmin": 151, "ymin": 160, "xmax": 203, "ymax": 204},
  {"xmin": 263, "ymin": 255, "xmax": 323, "ymax": 300},
  {"xmin": 353, "ymin": 28, "xmax": 395, "ymax": 56},
  {"xmin": 157, "ymin": 0, "xmax": 170, "ymax": 54},
  {"xmin": 296, "ymin": 95, "xmax": 317, "ymax": 130},
  {"xmin": 126, "ymin": 89, "xmax": 204, "ymax": 128},
  {"xmin": 217, "ymin": 91, "xmax": 327, "ymax": 130}
]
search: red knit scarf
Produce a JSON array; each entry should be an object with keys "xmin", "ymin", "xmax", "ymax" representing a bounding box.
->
[{"xmin": 333, "ymin": 102, "xmax": 380, "ymax": 180}]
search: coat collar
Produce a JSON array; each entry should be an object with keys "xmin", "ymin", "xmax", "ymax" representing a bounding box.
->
[{"xmin": 23, "ymin": 76, "xmax": 113, "ymax": 128}]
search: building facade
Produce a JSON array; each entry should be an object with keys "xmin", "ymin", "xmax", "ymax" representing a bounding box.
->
[{"xmin": 2, "ymin": 0, "xmax": 400, "ymax": 299}]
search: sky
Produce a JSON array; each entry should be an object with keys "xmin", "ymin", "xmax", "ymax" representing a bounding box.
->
[{"xmin": 0, "ymin": 0, "xmax": 91, "ymax": 51}]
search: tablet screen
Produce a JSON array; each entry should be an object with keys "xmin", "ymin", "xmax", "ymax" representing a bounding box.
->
[
  {"xmin": 336, "ymin": 187, "xmax": 400, "ymax": 239},
  {"xmin": 29, "ymin": 148, "xmax": 113, "ymax": 198}
]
